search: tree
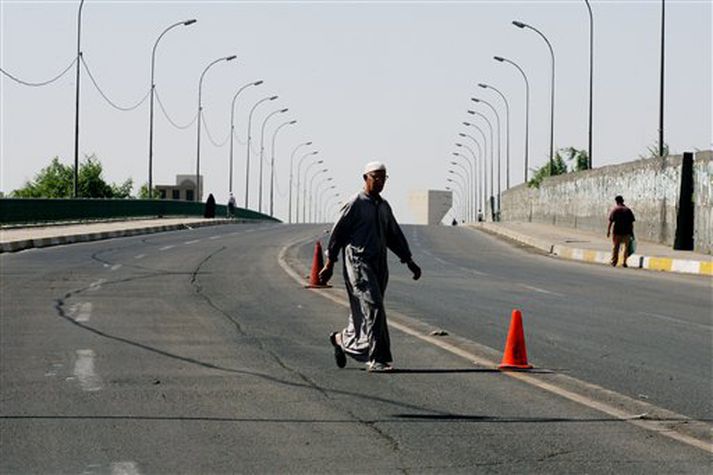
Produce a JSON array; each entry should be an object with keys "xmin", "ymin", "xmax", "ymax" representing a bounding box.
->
[
  {"xmin": 11, "ymin": 154, "xmax": 133, "ymax": 198},
  {"xmin": 527, "ymin": 152, "xmax": 567, "ymax": 188},
  {"xmin": 559, "ymin": 146, "xmax": 590, "ymax": 172},
  {"xmin": 640, "ymin": 140, "xmax": 669, "ymax": 159},
  {"xmin": 137, "ymin": 183, "xmax": 159, "ymax": 199}
]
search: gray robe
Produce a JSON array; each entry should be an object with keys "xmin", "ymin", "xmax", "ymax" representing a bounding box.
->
[{"xmin": 327, "ymin": 191, "xmax": 412, "ymax": 364}]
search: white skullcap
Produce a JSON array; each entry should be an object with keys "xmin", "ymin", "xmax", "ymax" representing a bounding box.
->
[{"xmin": 364, "ymin": 161, "xmax": 386, "ymax": 174}]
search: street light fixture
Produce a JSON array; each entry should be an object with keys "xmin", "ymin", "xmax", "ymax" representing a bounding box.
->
[
  {"xmin": 308, "ymin": 169, "xmax": 328, "ymax": 223},
  {"xmin": 584, "ymin": 0, "xmax": 594, "ymax": 168},
  {"xmin": 315, "ymin": 181, "xmax": 335, "ymax": 223},
  {"xmin": 229, "ymin": 79, "xmax": 263, "ymax": 194},
  {"xmin": 512, "ymin": 20, "xmax": 555, "ymax": 175},
  {"xmin": 472, "ymin": 97, "xmax": 501, "ymax": 214},
  {"xmin": 478, "ymin": 83, "xmax": 511, "ymax": 189},
  {"xmin": 148, "ymin": 18, "xmax": 197, "ymax": 199},
  {"xmin": 466, "ymin": 111, "xmax": 495, "ymax": 218},
  {"xmin": 450, "ymin": 159, "xmax": 472, "ymax": 221},
  {"xmin": 270, "ymin": 119, "xmax": 297, "ymax": 217},
  {"xmin": 452, "ymin": 149, "xmax": 476, "ymax": 221},
  {"xmin": 258, "ymin": 107, "xmax": 288, "ymax": 212},
  {"xmin": 301, "ymin": 159, "xmax": 323, "ymax": 223},
  {"xmin": 245, "ymin": 95, "xmax": 278, "ymax": 208},
  {"xmin": 458, "ymin": 133, "xmax": 484, "ymax": 213},
  {"xmin": 494, "ymin": 55, "xmax": 530, "ymax": 182},
  {"xmin": 289, "ymin": 141, "xmax": 313, "ymax": 223},
  {"xmin": 296, "ymin": 152, "xmax": 319, "ymax": 223},
  {"xmin": 73, "ymin": 0, "xmax": 86, "ymax": 197},
  {"xmin": 196, "ymin": 54, "xmax": 237, "ymax": 201}
]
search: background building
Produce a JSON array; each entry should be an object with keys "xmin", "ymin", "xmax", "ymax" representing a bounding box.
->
[
  {"xmin": 156, "ymin": 175, "xmax": 203, "ymax": 202},
  {"xmin": 408, "ymin": 190, "xmax": 452, "ymax": 225}
]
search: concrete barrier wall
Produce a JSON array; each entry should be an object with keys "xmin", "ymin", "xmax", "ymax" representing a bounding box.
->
[{"xmin": 500, "ymin": 151, "xmax": 712, "ymax": 254}]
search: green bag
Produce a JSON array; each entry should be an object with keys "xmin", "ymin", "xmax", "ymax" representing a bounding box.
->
[{"xmin": 627, "ymin": 235, "xmax": 637, "ymax": 256}]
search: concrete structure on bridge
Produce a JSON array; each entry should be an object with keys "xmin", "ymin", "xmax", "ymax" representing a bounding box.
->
[
  {"xmin": 156, "ymin": 175, "xmax": 203, "ymax": 202},
  {"xmin": 408, "ymin": 190, "xmax": 452, "ymax": 225},
  {"xmin": 500, "ymin": 150, "xmax": 712, "ymax": 254}
]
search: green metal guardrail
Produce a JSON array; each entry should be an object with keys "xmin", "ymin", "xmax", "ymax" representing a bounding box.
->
[{"xmin": 0, "ymin": 198, "xmax": 280, "ymax": 224}]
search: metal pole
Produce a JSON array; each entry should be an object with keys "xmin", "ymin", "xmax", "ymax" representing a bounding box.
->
[
  {"xmin": 585, "ymin": 0, "xmax": 594, "ymax": 168},
  {"xmin": 245, "ymin": 95, "xmax": 277, "ymax": 208},
  {"xmin": 659, "ymin": 0, "xmax": 665, "ymax": 157},
  {"xmin": 270, "ymin": 120, "xmax": 296, "ymax": 217},
  {"xmin": 472, "ymin": 98, "xmax": 501, "ymax": 215},
  {"xmin": 467, "ymin": 111, "xmax": 494, "ymax": 218},
  {"xmin": 296, "ymin": 152, "xmax": 319, "ymax": 223},
  {"xmin": 73, "ymin": 0, "xmax": 85, "ymax": 198},
  {"xmin": 289, "ymin": 142, "xmax": 312, "ymax": 223},
  {"xmin": 494, "ymin": 56, "xmax": 530, "ymax": 183},
  {"xmin": 149, "ymin": 19, "xmax": 195, "ymax": 199},
  {"xmin": 479, "ymin": 84, "xmax": 510, "ymax": 189},
  {"xmin": 229, "ymin": 80, "xmax": 262, "ymax": 194},
  {"xmin": 196, "ymin": 55, "xmax": 236, "ymax": 202},
  {"xmin": 259, "ymin": 108, "xmax": 288, "ymax": 212},
  {"xmin": 308, "ymin": 169, "xmax": 327, "ymax": 223},
  {"xmin": 461, "ymin": 123, "xmax": 488, "ymax": 212},
  {"xmin": 458, "ymin": 133, "xmax": 483, "ymax": 213},
  {"xmin": 302, "ymin": 160, "xmax": 322, "ymax": 223}
]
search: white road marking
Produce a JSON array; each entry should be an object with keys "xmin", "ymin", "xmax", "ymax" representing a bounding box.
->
[
  {"xmin": 134, "ymin": 254, "xmax": 146, "ymax": 260},
  {"xmin": 209, "ymin": 235, "xmax": 221, "ymax": 240},
  {"xmin": 184, "ymin": 239, "xmax": 201, "ymax": 245},
  {"xmin": 88, "ymin": 279, "xmax": 106, "ymax": 292},
  {"xmin": 518, "ymin": 284, "xmax": 564, "ymax": 297},
  {"xmin": 110, "ymin": 264, "xmax": 122, "ymax": 271},
  {"xmin": 111, "ymin": 461, "xmax": 141, "ymax": 475},
  {"xmin": 419, "ymin": 247, "xmax": 488, "ymax": 276},
  {"xmin": 159, "ymin": 245, "xmax": 175, "ymax": 251},
  {"xmin": 73, "ymin": 349, "xmax": 102, "ymax": 392},
  {"xmin": 638, "ymin": 311, "xmax": 711, "ymax": 331},
  {"xmin": 68, "ymin": 302, "xmax": 93, "ymax": 322},
  {"xmin": 277, "ymin": 237, "xmax": 712, "ymax": 454}
]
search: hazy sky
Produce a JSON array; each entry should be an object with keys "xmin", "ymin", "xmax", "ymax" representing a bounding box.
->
[{"xmin": 1, "ymin": 0, "xmax": 711, "ymax": 223}]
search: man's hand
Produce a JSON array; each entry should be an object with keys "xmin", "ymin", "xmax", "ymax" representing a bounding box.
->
[
  {"xmin": 606, "ymin": 231, "xmax": 610, "ymax": 238},
  {"xmin": 407, "ymin": 260, "xmax": 422, "ymax": 281},
  {"xmin": 318, "ymin": 259, "xmax": 334, "ymax": 285}
]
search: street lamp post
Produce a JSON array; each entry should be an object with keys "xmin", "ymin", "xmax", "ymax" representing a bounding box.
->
[
  {"xmin": 445, "ymin": 186, "xmax": 463, "ymax": 222},
  {"xmin": 450, "ymin": 159, "xmax": 472, "ymax": 221},
  {"xmin": 446, "ymin": 178, "xmax": 466, "ymax": 222},
  {"xmin": 196, "ymin": 54, "xmax": 237, "ymax": 202},
  {"xmin": 584, "ymin": 0, "xmax": 594, "ymax": 168},
  {"xmin": 296, "ymin": 152, "xmax": 319, "ymax": 223},
  {"xmin": 453, "ymin": 147, "xmax": 476, "ymax": 220},
  {"xmin": 658, "ymin": 0, "xmax": 666, "ymax": 157},
  {"xmin": 245, "ymin": 95, "xmax": 278, "ymax": 208},
  {"xmin": 229, "ymin": 79, "xmax": 263, "ymax": 194},
  {"xmin": 478, "ymin": 83, "xmax": 510, "ymax": 189},
  {"xmin": 322, "ymin": 192, "xmax": 340, "ymax": 223},
  {"xmin": 258, "ymin": 108, "xmax": 288, "ymax": 213},
  {"xmin": 289, "ymin": 141, "xmax": 313, "ymax": 223},
  {"xmin": 316, "ymin": 182, "xmax": 335, "ymax": 223},
  {"xmin": 308, "ymin": 169, "xmax": 328, "ymax": 223},
  {"xmin": 461, "ymin": 123, "xmax": 488, "ymax": 213},
  {"xmin": 472, "ymin": 98, "xmax": 501, "ymax": 215},
  {"xmin": 73, "ymin": 0, "xmax": 86, "ymax": 197},
  {"xmin": 148, "ymin": 18, "xmax": 196, "ymax": 199},
  {"xmin": 494, "ymin": 56, "xmax": 530, "ymax": 182},
  {"xmin": 466, "ymin": 111, "xmax": 495, "ymax": 219},
  {"xmin": 513, "ymin": 20, "xmax": 555, "ymax": 175},
  {"xmin": 458, "ymin": 133, "xmax": 484, "ymax": 213},
  {"xmin": 301, "ymin": 159, "xmax": 323, "ymax": 223},
  {"xmin": 270, "ymin": 119, "xmax": 297, "ymax": 217}
]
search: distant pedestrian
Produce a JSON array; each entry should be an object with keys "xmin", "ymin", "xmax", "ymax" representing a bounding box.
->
[
  {"xmin": 319, "ymin": 161, "xmax": 421, "ymax": 372},
  {"xmin": 204, "ymin": 193, "xmax": 216, "ymax": 218},
  {"xmin": 227, "ymin": 193, "xmax": 236, "ymax": 218},
  {"xmin": 607, "ymin": 195, "xmax": 635, "ymax": 267}
]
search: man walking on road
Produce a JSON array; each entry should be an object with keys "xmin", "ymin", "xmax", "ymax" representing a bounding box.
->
[
  {"xmin": 319, "ymin": 161, "xmax": 421, "ymax": 372},
  {"xmin": 607, "ymin": 195, "xmax": 636, "ymax": 267}
]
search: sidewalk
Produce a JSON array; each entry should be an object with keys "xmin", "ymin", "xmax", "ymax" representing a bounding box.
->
[
  {"xmin": 474, "ymin": 221, "xmax": 712, "ymax": 276},
  {"xmin": 0, "ymin": 217, "xmax": 242, "ymax": 253}
]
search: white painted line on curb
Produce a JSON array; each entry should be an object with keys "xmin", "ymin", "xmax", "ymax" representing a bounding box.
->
[
  {"xmin": 159, "ymin": 245, "xmax": 175, "ymax": 251},
  {"xmin": 73, "ymin": 349, "xmax": 102, "ymax": 392},
  {"xmin": 277, "ymin": 236, "xmax": 712, "ymax": 454},
  {"xmin": 638, "ymin": 311, "xmax": 711, "ymax": 331}
]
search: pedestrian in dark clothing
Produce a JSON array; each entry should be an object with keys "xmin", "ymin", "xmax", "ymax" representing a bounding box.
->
[
  {"xmin": 319, "ymin": 161, "xmax": 421, "ymax": 372},
  {"xmin": 607, "ymin": 195, "xmax": 635, "ymax": 267},
  {"xmin": 204, "ymin": 193, "xmax": 216, "ymax": 218}
]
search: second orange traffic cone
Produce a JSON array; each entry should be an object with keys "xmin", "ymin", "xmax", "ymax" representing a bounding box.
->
[
  {"xmin": 498, "ymin": 309, "xmax": 533, "ymax": 370},
  {"xmin": 305, "ymin": 241, "xmax": 331, "ymax": 289}
]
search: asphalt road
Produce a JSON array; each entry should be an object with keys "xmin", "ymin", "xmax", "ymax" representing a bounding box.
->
[{"xmin": 1, "ymin": 222, "xmax": 710, "ymax": 473}]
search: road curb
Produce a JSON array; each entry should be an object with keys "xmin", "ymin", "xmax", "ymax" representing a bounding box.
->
[
  {"xmin": 475, "ymin": 223, "xmax": 712, "ymax": 276},
  {"xmin": 0, "ymin": 219, "xmax": 253, "ymax": 254}
]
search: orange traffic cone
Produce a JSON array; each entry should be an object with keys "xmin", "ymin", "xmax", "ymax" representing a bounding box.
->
[
  {"xmin": 498, "ymin": 309, "xmax": 533, "ymax": 370},
  {"xmin": 305, "ymin": 241, "xmax": 331, "ymax": 289}
]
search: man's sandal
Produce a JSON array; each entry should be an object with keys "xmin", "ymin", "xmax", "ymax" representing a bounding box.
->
[{"xmin": 330, "ymin": 332, "xmax": 347, "ymax": 368}]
